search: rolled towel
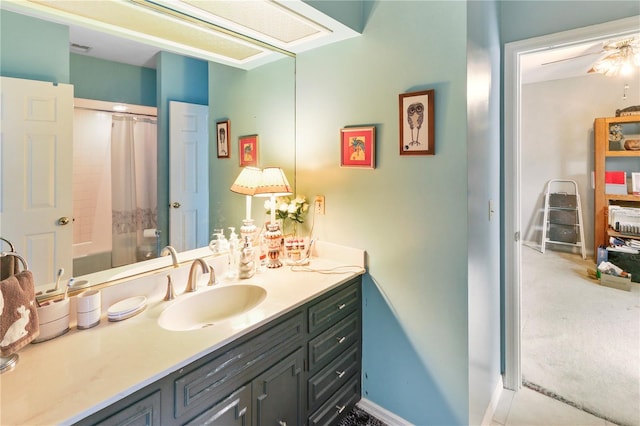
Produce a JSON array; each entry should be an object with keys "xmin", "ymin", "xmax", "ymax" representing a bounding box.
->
[
  {"xmin": 0, "ymin": 270, "xmax": 40, "ymax": 355},
  {"xmin": 0, "ymin": 255, "xmax": 19, "ymax": 281}
]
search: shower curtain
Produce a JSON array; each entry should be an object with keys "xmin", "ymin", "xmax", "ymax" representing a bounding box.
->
[{"xmin": 111, "ymin": 115, "xmax": 157, "ymax": 267}]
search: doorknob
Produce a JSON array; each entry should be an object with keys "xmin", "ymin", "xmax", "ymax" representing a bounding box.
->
[
  {"xmin": 171, "ymin": 202, "xmax": 181, "ymax": 208},
  {"xmin": 58, "ymin": 216, "xmax": 71, "ymax": 226}
]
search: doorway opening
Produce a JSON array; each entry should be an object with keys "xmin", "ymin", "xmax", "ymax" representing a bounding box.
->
[{"xmin": 504, "ymin": 15, "xmax": 640, "ymax": 425}]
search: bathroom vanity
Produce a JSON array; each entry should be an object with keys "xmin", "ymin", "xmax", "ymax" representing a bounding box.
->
[{"xmin": 0, "ymin": 243, "xmax": 364, "ymax": 426}]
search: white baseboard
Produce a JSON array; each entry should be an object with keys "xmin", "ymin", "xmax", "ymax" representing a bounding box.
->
[
  {"xmin": 481, "ymin": 376, "xmax": 504, "ymax": 426},
  {"xmin": 357, "ymin": 398, "xmax": 413, "ymax": 426}
]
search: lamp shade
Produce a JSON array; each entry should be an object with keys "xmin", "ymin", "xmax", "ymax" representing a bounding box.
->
[
  {"xmin": 254, "ymin": 167, "xmax": 292, "ymax": 197},
  {"xmin": 230, "ymin": 166, "xmax": 262, "ymax": 195}
]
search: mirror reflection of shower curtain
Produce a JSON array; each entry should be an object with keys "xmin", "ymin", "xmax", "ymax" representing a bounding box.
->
[{"xmin": 111, "ymin": 115, "xmax": 157, "ymax": 267}]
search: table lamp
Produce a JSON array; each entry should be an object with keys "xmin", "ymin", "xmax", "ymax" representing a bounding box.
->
[
  {"xmin": 254, "ymin": 167, "xmax": 292, "ymax": 268},
  {"xmin": 230, "ymin": 166, "xmax": 262, "ymax": 244}
]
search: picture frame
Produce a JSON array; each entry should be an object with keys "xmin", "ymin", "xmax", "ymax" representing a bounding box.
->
[
  {"xmin": 216, "ymin": 120, "xmax": 230, "ymax": 158},
  {"xmin": 239, "ymin": 135, "xmax": 259, "ymax": 167},
  {"xmin": 340, "ymin": 126, "xmax": 375, "ymax": 169},
  {"xmin": 399, "ymin": 89, "xmax": 435, "ymax": 156}
]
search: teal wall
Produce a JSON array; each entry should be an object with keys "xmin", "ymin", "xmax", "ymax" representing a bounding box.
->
[
  {"xmin": 70, "ymin": 54, "xmax": 156, "ymax": 106},
  {"xmin": 156, "ymin": 51, "xmax": 209, "ymax": 247},
  {"xmin": 467, "ymin": 1, "xmax": 502, "ymax": 423},
  {"xmin": 208, "ymin": 58, "xmax": 296, "ymax": 234},
  {"xmin": 501, "ymin": 1, "xmax": 640, "ymax": 43},
  {"xmin": 0, "ymin": 10, "xmax": 69, "ymax": 83},
  {"xmin": 297, "ymin": 2, "xmax": 473, "ymax": 424}
]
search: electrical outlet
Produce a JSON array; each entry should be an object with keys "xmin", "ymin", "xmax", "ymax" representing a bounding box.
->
[{"xmin": 314, "ymin": 195, "xmax": 325, "ymax": 215}]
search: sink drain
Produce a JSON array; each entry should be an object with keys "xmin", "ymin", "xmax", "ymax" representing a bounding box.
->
[{"xmin": 202, "ymin": 323, "xmax": 215, "ymax": 328}]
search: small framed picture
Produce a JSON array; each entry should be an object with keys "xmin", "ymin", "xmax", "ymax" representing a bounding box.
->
[
  {"xmin": 239, "ymin": 135, "xmax": 259, "ymax": 167},
  {"xmin": 340, "ymin": 126, "xmax": 375, "ymax": 169},
  {"xmin": 399, "ymin": 89, "xmax": 435, "ymax": 155},
  {"xmin": 216, "ymin": 120, "xmax": 230, "ymax": 158}
]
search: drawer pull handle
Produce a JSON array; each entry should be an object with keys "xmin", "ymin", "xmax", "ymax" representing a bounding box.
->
[
  {"xmin": 336, "ymin": 405, "xmax": 346, "ymax": 414},
  {"xmin": 337, "ymin": 303, "xmax": 346, "ymax": 310},
  {"xmin": 279, "ymin": 421, "xmax": 287, "ymax": 426},
  {"xmin": 336, "ymin": 370, "xmax": 346, "ymax": 378},
  {"xmin": 336, "ymin": 336, "xmax": 346, "ymax": 344}
]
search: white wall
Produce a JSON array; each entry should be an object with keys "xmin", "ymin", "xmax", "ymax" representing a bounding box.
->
[
  {"xmin": 521, "ymin": 73, "xmax": 640, "ymax": 255},
  {"xmin": 72, "ymin": 108, "xmax": 112, "ymax": 258}
]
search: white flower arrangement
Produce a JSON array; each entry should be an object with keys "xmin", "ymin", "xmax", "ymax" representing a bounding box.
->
[{"xmin": 264, "ymin": 195, "xmax": 309, "ymax": 233}]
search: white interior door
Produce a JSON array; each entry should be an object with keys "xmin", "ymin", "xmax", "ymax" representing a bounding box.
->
[
  {"xmin": 169, "ymin": 101, "xmax": 209, "ymax": 252},
  {"xmin": 0, "ymin": 76, "xmax": 74, "ymax": 287}
]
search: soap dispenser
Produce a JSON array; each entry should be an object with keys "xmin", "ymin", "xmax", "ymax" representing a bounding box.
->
[
  {"xmin": 239, "ymin": 236, "xmax": 255, "ymax": 279},
  {"xmin": 227, "ymin": 227, "xmax": 240, "ymax": 279}
]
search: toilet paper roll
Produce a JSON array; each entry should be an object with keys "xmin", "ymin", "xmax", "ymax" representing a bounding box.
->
[{"xmin": 143, "ymin": 228, "xmax": 157, "ymax": 238}]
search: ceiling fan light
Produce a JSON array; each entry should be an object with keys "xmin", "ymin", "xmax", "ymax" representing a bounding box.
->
[{"xmin": 589, "ymin": 40, "xmax": 639, "ymax": 77}]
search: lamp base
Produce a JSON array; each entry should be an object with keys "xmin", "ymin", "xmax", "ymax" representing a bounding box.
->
[{"xmin": 265, "ymin": 223, "xmax": 283, "ymax": 268}]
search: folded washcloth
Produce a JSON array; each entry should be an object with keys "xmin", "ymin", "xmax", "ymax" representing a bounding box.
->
[
  {"xmin": 0, "ymin": 270, "xmax": 40, "ymax": 355},
  {"xmin": 1, "ymin": 255, "xmax": 19, "ymax": 281}
]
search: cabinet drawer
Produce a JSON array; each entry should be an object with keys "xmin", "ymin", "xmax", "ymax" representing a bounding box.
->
[
  {"xmin": 174, "ymin": 312, "xmax": 303, "ymax": 419},
  {"xmin": 308, "ymin": 345, "xmax": 359, "ymax": 412},
  {"xmin": 93, "ymin": 391, "xmax": 161, "ymax": 426},
  {"xmin": 308, "ymin": 280, "xmax": 360, "ymax": 335},
  {"xmin": 308, "ymin": 312, "xmax": 359, "ymax": 372},
  {"xmin": 184, "ymin": 386, "xmax": 250, "ymax": 426},
  {"xmin": 308, "ymin": 375, "xmax": 360, "ymax": 426}
]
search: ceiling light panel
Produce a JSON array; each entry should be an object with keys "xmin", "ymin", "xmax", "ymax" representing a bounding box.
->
[
  {"xmin": 159, "ymin": 0, "xmax": 330, "ymax": 45},
  {"xmin": 28, "ymin": 0, "xmax": 265, "ymax": 61}
]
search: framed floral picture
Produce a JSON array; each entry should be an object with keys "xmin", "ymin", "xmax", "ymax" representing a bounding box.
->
[
  {"xmin": 239, "ymin": 135, "xmax": 259, "ymax": 167},
  {"xmin": 340, "ymin": 126, "xmax": 375, "ymax": 169},
  {"xmin": 216, "ymin": 120, "xmax": 230, "ymax": 158},
  {"xmin": 399, "ymin": 89, "xmax": 435, "ymax": 155}
]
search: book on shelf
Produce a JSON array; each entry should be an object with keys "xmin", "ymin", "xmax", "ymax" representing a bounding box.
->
[{"xmin": 605, "ymin": 171, "xmax": 626, "ymax": 185}]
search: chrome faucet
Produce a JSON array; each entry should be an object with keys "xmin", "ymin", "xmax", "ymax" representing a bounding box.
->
[
  {"xmin": 185, "ymin": 258, "xmax": 209, "ymax": 293},
  {"xmin": 160, "ymin": 245, "xmax": 179, "ymax": 267}
]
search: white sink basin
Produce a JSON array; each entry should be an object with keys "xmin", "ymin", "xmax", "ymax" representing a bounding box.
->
[{"xmin": 158, "ymin": 284, "xmax": 267, "ymax": 331}]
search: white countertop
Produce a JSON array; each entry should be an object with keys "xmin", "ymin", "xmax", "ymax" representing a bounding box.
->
[{"xmin": 0, "ymin": 242, "xmax": 365, "ymax": 426}]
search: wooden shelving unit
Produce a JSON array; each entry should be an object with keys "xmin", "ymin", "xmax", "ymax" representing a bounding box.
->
[{"xmin": 593, "ymin": 115, "xmax": 640, "ymax": 254}]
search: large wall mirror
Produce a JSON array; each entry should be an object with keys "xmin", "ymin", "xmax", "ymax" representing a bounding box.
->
[{"xmin": 0, "ymin": 3, "xmax": 297, "ymax": 295}]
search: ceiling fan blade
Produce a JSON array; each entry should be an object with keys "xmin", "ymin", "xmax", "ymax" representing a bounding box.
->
[{"xmin": 541, "ymin": 51, "xmax": 602, "ymax": 66}]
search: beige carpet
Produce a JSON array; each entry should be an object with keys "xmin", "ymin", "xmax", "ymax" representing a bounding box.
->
[{"xmin": 521, "ymin": 245, "xmax": 640, "ymax": 426}]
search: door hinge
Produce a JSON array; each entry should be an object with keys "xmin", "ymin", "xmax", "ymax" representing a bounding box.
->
[{"xmin": 514, "ymin": 231, "xmax": 520, "ymax": 242}]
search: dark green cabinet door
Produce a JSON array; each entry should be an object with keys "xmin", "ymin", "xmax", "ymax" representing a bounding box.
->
[{"xmin": 252, "ymin": 349, "xmax": 304, "ymax": 426}]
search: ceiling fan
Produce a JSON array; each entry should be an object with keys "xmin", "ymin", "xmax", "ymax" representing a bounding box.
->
[
  {"xmin": 588, "ymin": 37, "xmax": 640, "ymax": 76},
  {"xmin": 542, "ymin": 36, "xmax": 640, "ymax": 77}
]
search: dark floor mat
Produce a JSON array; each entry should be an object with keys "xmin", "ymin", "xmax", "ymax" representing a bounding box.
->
[{"xmin": 337, "ymin": 406, "xmax": 388, "ymax": 426}]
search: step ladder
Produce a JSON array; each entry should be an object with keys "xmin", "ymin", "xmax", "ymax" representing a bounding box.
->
[{"xmin": 541, "ymin": 179, "xmax": 586, "ymax": 259}]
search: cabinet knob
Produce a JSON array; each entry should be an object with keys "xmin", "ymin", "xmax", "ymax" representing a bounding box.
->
[
  {"xmin": 336, "ymin": 405, "xmax": 346, "ymax": 414},
  {"xmin": 337, "ymin": 303, "xmax": 346, "ymax": 310},
  {"xmin": 336, "ymin": 370, "xmax": 346, "ymax": 378},
  {"xmin": 278, "ymin": 421, "xmax": 287, "ymax": 426},
  {"xmin": 336, "ymin": 336, "xmax": 346, "ymax": 344}
]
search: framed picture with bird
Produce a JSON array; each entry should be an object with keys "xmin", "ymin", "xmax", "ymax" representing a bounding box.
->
[
  {"xmin": 340, "ymin": 126, "xmax": 375, "ymax": 168},
  {"xmin": 399, "ymin": 89, "xmax": 434, "ymax": 155}
]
